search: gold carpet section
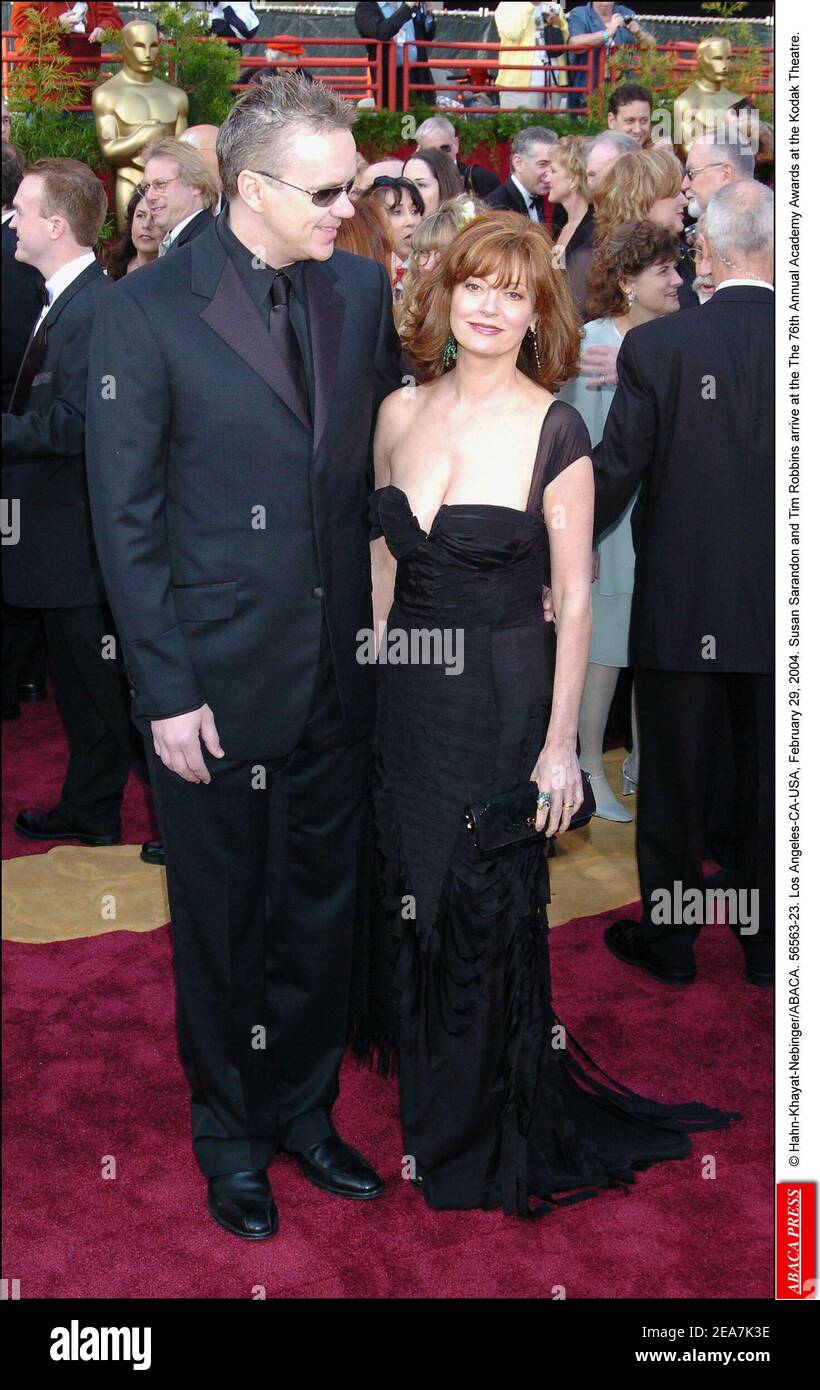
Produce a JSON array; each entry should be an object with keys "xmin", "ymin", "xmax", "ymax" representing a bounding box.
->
[
  {"xmin": 2, "ymin": 751, "xmax": 637, "ymax": 943},
  {"xmin": 2, "ymin": 845, "xmax": 170, "ymax": 943}
]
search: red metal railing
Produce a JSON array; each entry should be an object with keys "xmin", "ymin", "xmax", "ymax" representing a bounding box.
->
[
  {"xmin": 1, "ymin": 32, "xmax": 380, "ymax": 109},
  {"xmin": 396, "ymin": 38, "xmax": 773, "ymax": 114},
  {"xmin": 2, "ymin": 30, "xmax": 772, "ymax": 116}
]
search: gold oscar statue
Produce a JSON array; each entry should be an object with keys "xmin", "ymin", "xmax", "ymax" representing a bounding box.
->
[
  {"xmin": 92, "ymin": 20, "xmax": 188, "ymax": 227},
  {"xmin": 674, "ymin": 37, "xmax": 742, "ymax": 157}
]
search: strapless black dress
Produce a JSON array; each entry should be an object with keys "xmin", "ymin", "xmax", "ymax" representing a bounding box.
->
[{"xmin": 352, "ymin": 401, "xmax": 739, "ymax": 1216}]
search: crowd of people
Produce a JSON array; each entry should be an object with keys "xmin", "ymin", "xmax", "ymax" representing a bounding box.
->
[{"xmin": 2, "ymin": 61, "xmax": 773, "ymax": 1239}]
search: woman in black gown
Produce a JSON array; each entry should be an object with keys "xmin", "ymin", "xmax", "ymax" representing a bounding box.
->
[{"xmin": 356, "ymin": 211, "xmax": 738, "ymax": 1218}]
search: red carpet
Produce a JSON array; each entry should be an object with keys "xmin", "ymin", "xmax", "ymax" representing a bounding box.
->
[{"xmin": 2, "ymin": 698, "xmax": 773, "ymax": 1299}]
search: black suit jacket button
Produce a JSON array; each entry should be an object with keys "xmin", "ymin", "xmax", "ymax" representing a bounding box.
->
[{"xmin": 312, "ymin": 586, "xmax": 324, "ymax": 599}]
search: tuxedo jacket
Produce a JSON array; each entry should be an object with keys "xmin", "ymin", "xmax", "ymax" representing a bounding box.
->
[
  {"xmin": 85, "ymin": 220, "xmax": 403, "ymax": 760},
  {"xmin": 167, "ymin": 208, "xmax": 214, "ymax": 252},
  {"xmin": 593, "ymin": 285, "xmax": 773, "ymax": 674},
  {"xmin": 3, "ymin": 260, "xmax": 110, "ymax": 608},
  {"xmin": 485, "ymin": 177, "xmax": 543, "ymax": 221},
  {"xmin": 456, "ymin": 160, "xmax": 500, "ymax": 200},
  {"xmin": 1, "ymin": 218, "xmax": 44, "ymax": 413}
]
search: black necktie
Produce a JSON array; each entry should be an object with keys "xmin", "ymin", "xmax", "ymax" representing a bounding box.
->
[
  {"xmin": 10, "ymin": 301, "xmax": 50, "ymax": 414},
  {"xmin": 269, "ymin": 270, "xmax": 309, "ymax": 416},
  {"xmin": 529, "ymin": 196, "xmax": 545, "ymax": 224}
]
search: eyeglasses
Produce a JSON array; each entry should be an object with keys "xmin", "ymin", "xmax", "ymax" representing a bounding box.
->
[
  {"xmin": 249, "ymin": 170, "xmax": 356, "ymax": 207},
  {"xmin": 683, "ymin": 160, "xmax": 730, "ymax": 180},
  {"xmin": 138, "ymin": 176, "xmax": 182, "ymax": 196}
]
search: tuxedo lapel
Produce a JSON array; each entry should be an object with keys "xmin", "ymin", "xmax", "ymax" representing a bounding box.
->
[
  {"xmin": 305, "ymin": 259, "xmax": 345, "ymax": 454},
  {"xmin": 198, "ymin": 251, "xmax": 311, "ymax": 432},
  {"xmin": 46, "ymin": 259, "xmax": 103, "ymax": 327}
]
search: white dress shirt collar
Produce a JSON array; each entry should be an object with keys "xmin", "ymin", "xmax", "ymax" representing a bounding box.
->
[
  {"xmin": 510, "ymin": 173, "xmax": 540, "ymax": 222},
  {"xmin": 31, "ymin": 251, "xmax": 96, "ymax": 333},
  {"xmin": 41, "ymin": 250, "xmax": 96, "ymax": 316},
  {"xmin": 159, "ymin": 208, "xmax": 203, "ymax": 255},
  {"xmin": 713, "ymin": 278, "xmax": 774, "ymax": 293}
]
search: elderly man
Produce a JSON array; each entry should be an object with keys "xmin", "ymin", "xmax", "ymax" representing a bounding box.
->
[
  {"xmin": 485, "ymin": 125, "xmax": 556, "ymax": 221},
  {"xmin": 682, "ymin": 128, "xmax": 756, "ymax": 218},
  {"xmin": 141, "ymin": 137, "xmax": 219, "ymax": 255},
  {"xmin": 593, "ymin": 181, "xmax": 774, "ymax": 989},
  {"xmin": 414, "ymin": 114, "xmax": 500, "ymax": 198}
]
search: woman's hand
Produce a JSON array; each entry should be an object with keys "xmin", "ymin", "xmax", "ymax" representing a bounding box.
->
[
  {"xmin": 530, "ymin": 738, "xmax": 583, "ymax": 837},
  {"xmin": 580, "ymin": 343, "xmax": 620, "ymax": 389}
]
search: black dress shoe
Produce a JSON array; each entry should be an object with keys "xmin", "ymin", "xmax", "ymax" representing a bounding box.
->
[
  {"xmin": 140, "ymin": 839, "xmax": 165, "ymax": 866},
  {"xmin": 207, "ymin": 1170, "xmax": 278, "ymax": 1240},
  {"xmin": 14, "ymin": 808, "xmax": 120, "ymax": 847},
  {"xmin": 2, "ymin": 702, "xmax": 21, "ymax": 722},
  {"xmin": 604, "ymin": 919, "xmax": 696, "ymax": 986},
  {"xmin": 286, "ymin": 1132, "xmax": 384, "ymax": 1200},
  {"xmin": 18, "ymin": 681, "xmax": 46, "ymax": 703}
]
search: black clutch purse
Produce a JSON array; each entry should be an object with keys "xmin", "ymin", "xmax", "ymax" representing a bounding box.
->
[{"xmin": 464, "ymin": 772, "xmax": 596, "ymax": 855}]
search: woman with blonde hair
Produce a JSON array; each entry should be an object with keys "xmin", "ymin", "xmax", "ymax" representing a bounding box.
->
[
  {"xmin": 544, "ymin": 135, "xmax": 595, "ymax": 314},
  {"xmin": 396, "ymin": 194, "xmax": 485, "ymax": 326},
  {"xmin": 593, "ymin": 147, "xmax": 696, "ymax": 310},
  {"xmin": 354, "ymin": 210, "xmax": 736, "ymax": 1217}
]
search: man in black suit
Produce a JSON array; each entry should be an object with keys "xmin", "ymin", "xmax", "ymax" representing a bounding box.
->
[
  {"xmin": 355, "ymin": 1, "xmax": 436, "ymax": 108},
  {"xmin": 485, "ymin": 126, "xmax": 556, "ymax": 222},
  {"xmin": 413, "ymin": 114, "xmax": 501, "ymax": 200},
  {"xmin": 2, "ymin": 141, "xmax": 47, "ymax": 720},
  {"xmin": 141, "ymin": 137, "xmax": 218, "ymax": 257},
  {"xmin": 592, "ymin": 181, "xmax": 774, "ymax": 989},
  {"xmin": 86, "ymin": 74, "xmax": 403, "ymax": 1240},
  {"xmin": 2, "ymin": 158, "xmax": 149, "ymax": 845}
]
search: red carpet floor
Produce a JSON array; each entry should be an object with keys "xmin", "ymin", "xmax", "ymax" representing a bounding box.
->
[{"xmin": 2, "ymin": 697, "xmax": 773, "ymax": 1299}]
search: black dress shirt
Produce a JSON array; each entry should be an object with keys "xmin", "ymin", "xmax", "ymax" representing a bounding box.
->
[{"xmin": 215, "ymin": 206, "xmax": 315, "ymax": 413}]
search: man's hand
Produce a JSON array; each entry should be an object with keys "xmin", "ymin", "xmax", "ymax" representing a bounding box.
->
[
  {"xmin": 580, "ymin": 342, "xmax": 620, "ymax": 389},
  {"xmin": 607, "ymin": 13, "xmax": 626, "ymax": 36},
  {"xmin": 151, "ymin": 704, "xmax": 225, "ymax": 784},
  {"xmin": 542, "ymin": 585, "xmax": 555, "ymax": 625}
]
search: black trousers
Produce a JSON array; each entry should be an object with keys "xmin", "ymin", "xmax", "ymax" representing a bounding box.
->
[
  {"xmin": 43, "ymin": 604, "xmax": 147, "ymax": 833},
  {"xmin": 147, "ymin": 623, "xmax": 371, "ymax": 1178},
  {"xmin": 2, "ymin": 601, "xmax": 46, "ymax": 708},
  {"xmin": 634, "ymin": 668, "xmax": 774, "ymax": 973}
]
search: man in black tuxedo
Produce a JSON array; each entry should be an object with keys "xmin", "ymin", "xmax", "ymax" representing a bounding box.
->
[
  {"xmin": 485, "ymin": 126, "xmax": 555, "ymax": 223},
  {"xmin": 86, "ymin": 74, "xmax": 403, "ymax": 1240},
  {"xmin": 355, "ymin": 1, "xmax": 436, "ymax": 108},
  {"xmin": 2, "ymin": 158, "xmax": 150, "ymax": 845},
  {"xmin": 141, "ymin": 138, "xmax": 218, "ymax": 257},
  {"xmin": 2, "ymin": 141, "xmax": 47, "ymax": 720},
  {"xmin": 413, "ymin": 114, "xmax": 501, "ymax": 200},
  {"xmin": 592, "ymin": 181, "xmax": 774, "ymax": 989}
]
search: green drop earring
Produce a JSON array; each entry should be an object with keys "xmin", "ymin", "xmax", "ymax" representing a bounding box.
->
[{"xmin": 442, "ymin": 332, "xmax": 458, "ymax": 367}]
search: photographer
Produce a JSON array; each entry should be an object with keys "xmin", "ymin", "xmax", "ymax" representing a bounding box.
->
[{"xmin": 355, "ymin": 2, "xmax": 437, "ymax": 108}]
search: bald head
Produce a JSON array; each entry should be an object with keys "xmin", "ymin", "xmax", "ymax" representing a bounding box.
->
[{"xmin": 179, "ymin": 125, "xmax": 221, "ymax": 189}]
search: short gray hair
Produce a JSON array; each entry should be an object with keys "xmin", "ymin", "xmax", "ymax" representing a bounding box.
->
[
  {"xmin": 696, "ymin": 128, "xmax": 756, "ymax": 181},
  {"xmin": 217, "ymin": 71, "xmax": 356, "ymax": 202},
  {"xmin": 586, "ymin": 129, "xmax": 640, "ymax": 163},
  {"xmin": 510, "ymin": 125, "xmax": 558, "ymax": 160},
  {"xmin": 700, "ymin": 179, "xmax": 773, "ymax": 263},
  {"xmin": 142, "ymin": 137, "xmax": 220, "ymax": 208},
  {"xmin": 415, "ymin": 115, "xmax": 456, "ymax": 146}
]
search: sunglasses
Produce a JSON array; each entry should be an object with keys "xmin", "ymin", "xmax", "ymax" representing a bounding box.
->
[{"xmin": 249, "ymin": 170, "xmax": 356, "ymax": 208}]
